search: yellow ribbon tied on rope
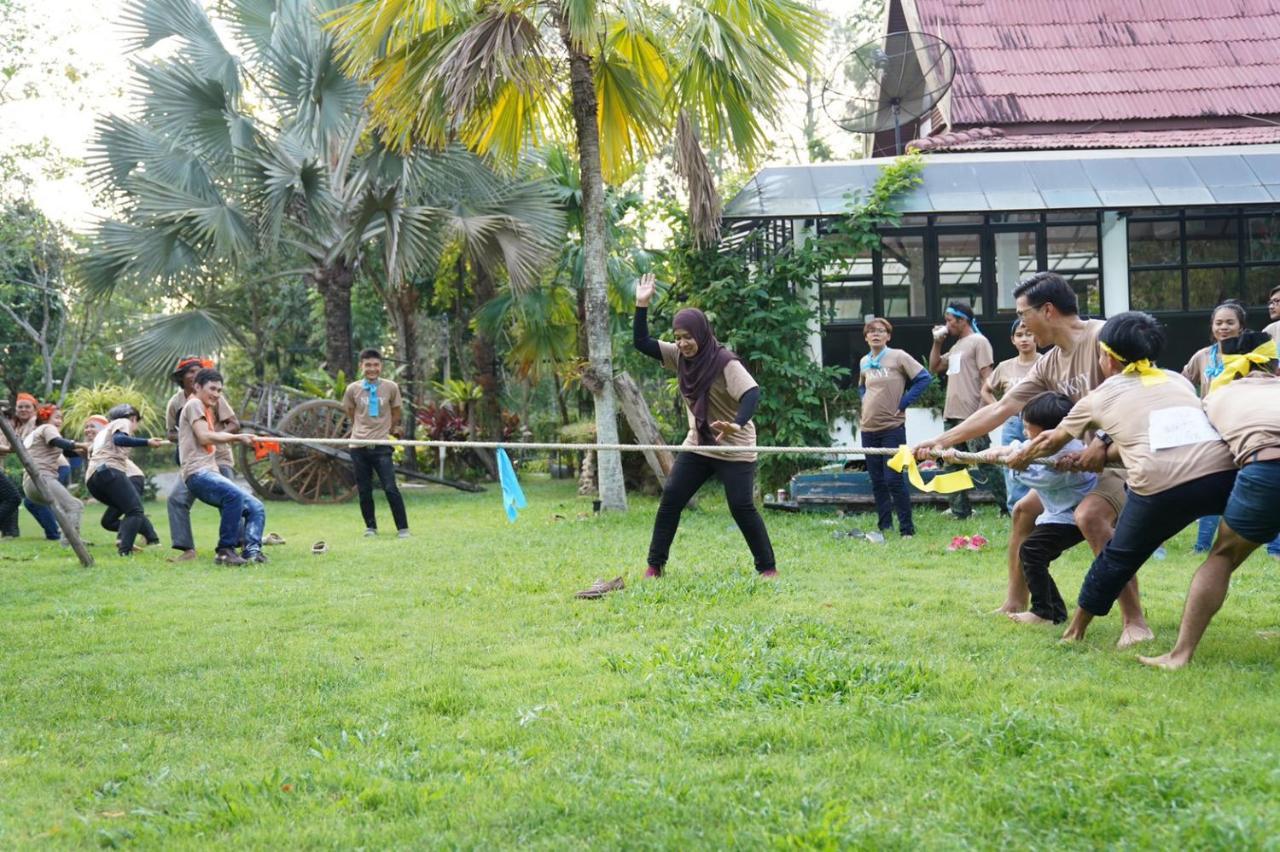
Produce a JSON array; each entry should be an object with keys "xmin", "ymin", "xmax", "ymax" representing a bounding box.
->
[
  {"xmin": 888, "ymin": 445, "xmax": 974, "ymax": 494},
  {"xmin": 1208, "ymin": 339, "xmax": 1279, "ymax": 393},
  {"xmin": 1099, "ymin": 341, "xmax": 1167, "ymax": 386}
]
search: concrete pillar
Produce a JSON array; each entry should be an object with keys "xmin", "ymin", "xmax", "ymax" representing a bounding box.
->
[{"xmin": 1101, "ymin": 211, "xmax": 1129, "ymax": 316}]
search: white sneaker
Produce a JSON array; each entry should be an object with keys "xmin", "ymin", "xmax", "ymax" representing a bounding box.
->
[
  {"xmin": 363, "ymin": 528, "xmax": 377, "ymax": 537},
  {"xmin": 397, "ymin": 529, "xmax": 410, "ymax": 539}
]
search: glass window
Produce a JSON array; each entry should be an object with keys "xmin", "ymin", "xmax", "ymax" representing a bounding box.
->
[
  {"xmin": 1063, "ymin": 271, "xmax": 1103, "ymax": 317},
  {"xmin": 1045, "ymin": 209, "xmax": 1097, "ymax": 223},
  {"xmin": 1187, "ymin": 267, "xmax": 1240, "ymax": 310},
  {"xmin": 936, "ymin": 231, "xmax": 983, "ymax": 315},
  {"xmin": 881, "ymin": 233, "xmax": 927, "ymax": 318},
  {"xmin": 1247, "ymin": 214, "xmax": 1280, "ymax": 262},
  {"xmin": 993, "ymin": 230, "xmax": 1036, "ymax": 310},
  {"xmin": 1047, "ymin": 224, "xmax": 1099, "ymax": 271},
  {"xmin": 821, "ymin": 280, "xmax": 873, "ymax": 322},
  {"xmin": 989, "ymin": 212, "xmax": 1040, "ymax": 224},
  {"xmin": 933, "ymin": 213, "xmax": 984, "ymax": 225},
  {"xmin": 1128, "ymin": 218, "xmax": 1181, "ymax": 265},
  {"xmin": 1185, "ymin": 217, "xmax": 1238, "ymax": 263},
  {"xmin": 1245, "ymin": 266, "xmax": 1280, "ymax": 306},
  {"xmin": 1130, "ymin": 269, "xmax": 1182, "ymax": 311}
]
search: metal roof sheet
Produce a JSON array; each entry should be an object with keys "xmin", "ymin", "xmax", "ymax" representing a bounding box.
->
[
  {"xmin": 913, "ymin": 0, "xmax": 1280, "ymax": 126},
  {"xmin": 722, "ymin": 145, "xmax": 1280, "ymax": 219}
]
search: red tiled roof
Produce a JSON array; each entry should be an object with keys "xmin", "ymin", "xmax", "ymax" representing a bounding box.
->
[
  {"xmin": 907, "ymin": 125, "xmax": 1280, "ymax": 152},
  {"xmin": 914, "ymin": 0, "xmax": 1280, "ymax": 126}
]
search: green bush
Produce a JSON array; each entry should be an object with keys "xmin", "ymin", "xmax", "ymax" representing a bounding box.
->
[{"xmin": 60, "ymin": 383, "xmax": 162, "ymax": 439}]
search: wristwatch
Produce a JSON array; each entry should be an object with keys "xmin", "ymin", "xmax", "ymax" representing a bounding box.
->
[{"xmin": 1096, "ymin": 431, "xmax": 1113, "ymax": 448}]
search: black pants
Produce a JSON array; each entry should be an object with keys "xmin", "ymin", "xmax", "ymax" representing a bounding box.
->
[
  {"xmin": 0, "ymin": 473, "xmax": 20, "ymax": 537},
  {"xmin": 1019, "ymin": 522, "xmax": 1085, "ymax": 624},
  {"xmin": 350, "ymin": 446, "xmax": 408, "ymax": 531},
  {"xmin": 942, "ymin": 418, "xmax": 1006, "ymax": 517},
  {"xmin": 647, "ymin": 452, "xmax": 775, "ymax": 572},
  {"xmin": 88, "ymin": 468, "xmax": 157, "ymax": 554},
  {"xmin": 1078, "ymin": 469, "xmax": 1238, "ymax": 616},
  {"xmin": 861, "ymin": 424, "xmax": 914, "ymax": 535}
]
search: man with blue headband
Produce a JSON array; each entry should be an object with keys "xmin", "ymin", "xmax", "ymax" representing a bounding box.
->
[{"xmin": 929, "ymin": 301, "xmax": 1000, "ymax": 519}]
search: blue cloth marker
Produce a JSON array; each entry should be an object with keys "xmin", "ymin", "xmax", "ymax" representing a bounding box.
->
[
  {"xmin": 497, "ymin": 447, "xmax": 527, "ymax": 522},
  {"xmin": 363, "ymin": 379, "xmax": 380, "ymax": 417}
]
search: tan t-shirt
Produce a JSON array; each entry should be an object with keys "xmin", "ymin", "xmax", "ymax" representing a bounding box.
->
[
  {"xmin": 1059, "ymin": 371, "xmax": 1236, "ymax": 495},
  {"xmin": 659, "ymin": 341, "xmax": 759, "ymax": 462},
  {"xmin": 859, "ymin": 348, "xmax": 925, "ymax": 432},
  {"xmin": 1203, "ymin": 374, "xmax": 1280, "ymax": 465},
  {"xmin": 938, "ymin": 333, "xmax": 993, "ymax": 420},
  {"xmin": 177, "ymin": 397, "xmax": 222, "ymax": 481},
  {"xmin": 1264, "ymin": 319, "xmax": 1279, "ymax": 345},
  {"xmin": 1181, "ymin": 345, "xmax": 1219, "ymax": 397},
  {"xmin": 23, "ymin": 423, "xmax": 67, "ymax": 478},
  {"xmin": 168, "ymin": 389, "xmax": 236, "ymax": 470},
  {"xmin": 1004, "ymin": 319, "xmax": 1107, "ymax": 409},
  {"xmin": 88, "ymin": 417, "xmax": 136, "ymax": 477},
  {"xmin": 343, "ymin": 379, "xmax": 403, "ymax": 444},
  {"xmin": 986, "ymin": 356, "xmax": 1038, "ymax": 400}
]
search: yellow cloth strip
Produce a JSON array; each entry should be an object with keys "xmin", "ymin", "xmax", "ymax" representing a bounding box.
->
[
  {"xmin": 888, "ymin": 445, "xmax": 974, "ymax": 494},
  {"xmin": 1209, "ymin": 339, "xmax": 1279, "ymax": 393},
  {"xmin": 1098, "ymin": 341, "xmax": 1167, "ymax": 386}
]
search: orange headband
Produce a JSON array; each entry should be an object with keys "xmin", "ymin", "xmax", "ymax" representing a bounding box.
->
[
  {"xmin": 15, "ymin": 392, "xmax": 37, "ymax": 405},
  {"xmin": 35, "ymin": 404, "xmax": 58, "ymax": 423},
  {"xmin": 86, "ymin": 415, "xmax": 110, "ymax": 426}
]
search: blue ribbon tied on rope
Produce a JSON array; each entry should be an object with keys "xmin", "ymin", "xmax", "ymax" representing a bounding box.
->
[{"xmin": 497, "ymin": 447, "xmax": 527, "ymax": 522}]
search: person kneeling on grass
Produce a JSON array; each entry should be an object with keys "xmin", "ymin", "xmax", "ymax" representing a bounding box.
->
[
  {"xmin": 177, "ymin": 369, "xmax": 265, "ymax": 566},
  {"xmin": 980, "ymin": 392, "xmax": 1097, "ymax": 626},
  {"xmin": 1139, "ymin": 331, "xmax": 1280, "ymax": 669},
  {"xmin": 632, "ymin": 272, "xmax": 777, "ymax": 580},
  {"xmin": 1007, "ymin": 311, "xmax": 1239, "ymax": 644}
]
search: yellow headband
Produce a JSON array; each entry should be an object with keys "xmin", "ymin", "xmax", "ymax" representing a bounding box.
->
[
  {"xmin": 1099, "ymin": 341, "xmax": 1167, "ymax": 386},
  {"xmin": 1208, "ymin": 339, "xmax": 1279, "ymax": 393}
]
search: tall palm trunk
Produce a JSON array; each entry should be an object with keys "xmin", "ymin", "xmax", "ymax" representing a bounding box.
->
[
  {"xmin": 389, "ymin": 287, "xmax": 420, "ymax": 470},
  {"xmin": 310, "ymin": 258, "xmax": 356, "ymax": 378},
  {"xmin": 560, "ymin": 14, "xmax": 627, "ymax": 511},
  {"xmin": 471, "ymin": 267, "xmax": 503, "ymax": 435}
]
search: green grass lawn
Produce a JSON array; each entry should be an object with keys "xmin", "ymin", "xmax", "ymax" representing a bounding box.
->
[{"xmin": 2, "ymin": 477, "xmax": 1279, "ymax": 848}]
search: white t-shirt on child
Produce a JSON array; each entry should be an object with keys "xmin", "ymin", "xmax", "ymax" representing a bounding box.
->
[{"xmin": 1008, "ymin": 439, "xmax": 1098, "ymax": 526}]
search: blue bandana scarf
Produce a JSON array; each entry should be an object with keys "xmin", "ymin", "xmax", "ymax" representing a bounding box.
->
[
  {"xmin": 945, "ymin": 306, "xmax": 981, "ymax": 335},
  {"xmin": 362, "ymin": 379, "xmax": 380, "ymax": 417},
  {"xmin": 1204, "ymin": 343, "xmax": 1224, "ymax": 381},
  {"xmin": 862, "ymin": 347, "xmax": 892, "ymax": 370}
]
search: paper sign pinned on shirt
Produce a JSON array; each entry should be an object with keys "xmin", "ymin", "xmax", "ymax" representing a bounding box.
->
[
  {"xmin": 1148, "ymin": 406, "xmax": 1222, "ymax": 451},
  {"xmin": 946, "ymin": 351, "xmax": 963, "ymax": 376}
]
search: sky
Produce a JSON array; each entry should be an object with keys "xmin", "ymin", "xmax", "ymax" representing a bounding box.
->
[{"xmin": 0, "ymin": 0, "xmax": 880, "ymax": 230}]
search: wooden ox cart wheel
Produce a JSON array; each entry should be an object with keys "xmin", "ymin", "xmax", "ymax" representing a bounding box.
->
[
  {"xmin": 268, "ymin": 399, "xmax": 358, "ymax": 504},
  {"xmin": 236, "ymin": 438, "xmax": 289, "ymax": 501}
]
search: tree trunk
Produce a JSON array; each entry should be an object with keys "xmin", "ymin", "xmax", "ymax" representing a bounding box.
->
[
  {"xmin": 389, "ymin": 287, "xmax": 420, "ymax": 471},
  {"xmin": 310, "ymin": 258, "xmax": 355, "ymax": 379},
  {"xmin": 470, "ymin": 265, "xmax": 501, "ymax": 480},
  {"xmin": 559, "ymin": 14, "xmax": 627, "ymax": 511}
]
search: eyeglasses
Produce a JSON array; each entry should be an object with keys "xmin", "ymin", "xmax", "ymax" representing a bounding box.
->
[{"xmin": 1014, "ymin": 304, "xmax": 1043, "ymax": 320}]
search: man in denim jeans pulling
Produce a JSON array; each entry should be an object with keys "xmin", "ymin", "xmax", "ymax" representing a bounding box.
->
[{"xmin": 177, "ymin": 369, "xmax": 265, "ymax": 566}]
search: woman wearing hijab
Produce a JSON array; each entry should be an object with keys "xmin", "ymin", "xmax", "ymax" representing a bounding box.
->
[{"xmin": 632, "ymin": 273, "xmax": 776, "ymax": 579}]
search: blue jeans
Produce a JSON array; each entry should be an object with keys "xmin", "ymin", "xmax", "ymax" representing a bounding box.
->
[
  {"xmin": 1078, "ymin": 470, "xmax": 1237, "ymax": 616},
  {"xmin": 185, "ymin": 469, "xmax": 265, "ymax": 555},
  {"xmin": 1222, "ymin": 461, "xmax": 1280, "ymax": 546},
  {"xmin": 1001, "ymin": 415, "xmax": 1029, "ymax": 513},
  {"xmin": 168, "ymin": 464, "xmax": 237, "ymax": 551},
  {"xmin": 861, "ymin": 424, "xmax": 914, "ymax": 535}
]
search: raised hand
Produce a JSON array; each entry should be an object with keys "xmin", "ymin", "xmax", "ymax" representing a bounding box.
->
[
  {"xmin": 710, "ymin": 420, "xmax": 741, "ymax": 443},
  {"xmin": 635, "ymin": 272, "xmax": 656, "ymax": 308}
]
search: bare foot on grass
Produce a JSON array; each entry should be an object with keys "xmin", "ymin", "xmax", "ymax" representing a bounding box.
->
[
  {"xmin": 1116, "ymin": 623, "xmax": 1156, "ymax": 649},
  {"xmin": 1137, "ymin": 652, "xmax": 1189, "ymax": 671},
  {"xmin": 992, "ymin": 600, "xmax": 1028, "ymax": 615},
  {"xmin": 1007, "ymin": 611, "xmax": 1054, "ymax": 626}
]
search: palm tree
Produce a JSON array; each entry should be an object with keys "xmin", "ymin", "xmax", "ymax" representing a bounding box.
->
[{"xmin": 327, "ymin": 0, "xmax": 825, "ymax": 511}]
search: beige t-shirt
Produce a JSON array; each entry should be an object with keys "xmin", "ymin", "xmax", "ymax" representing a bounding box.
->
[
  {"xmin": 88, "ymin": 417, "xmax": 136, "ymax": 477},
  {"xmin": 1181, "ymin": 345, "xmax": 1218, "ymax": 397},
  {"xmin": 1203, "ymin": 374, "xmax": 1280, "ymax": 466},
  {"xmin": 859, "ymin": 348, "xmax": 925, "ymax": 432},
  {"xmin": 343, "ymin": 379, "xmax": 403, "ymax": 444},
  {"xmin": 1264, "ymin": 319, "xmax": 1279, "ymax": 345},
  {"xmin": 177, "ymin": 397, "xmax": 222, "ymax": 481},
  {"xmin": 1059, "ymin": 371, "xmax": 1236, "ymax": 495},
  {"xmin": 938, "ymin": 333, "xmax": 993, "ymax": 420},
  {"xmin": 1004, "ymin": 319, "xmax": 1107, "ymax": 408},
  {"xmin": 168, "ymin": 389, "xmax": 236, "ymax": 470},
  {"xmin": 23, "ymin": 423, "xmax": 67, "ymax": 478},
  {"xmin": 659, "ymin": 341, "xmax": 759, "ymax": 462},
  {"xmin": 986, "ymin": 356, "xmax": 1037, "ymax": 400}
]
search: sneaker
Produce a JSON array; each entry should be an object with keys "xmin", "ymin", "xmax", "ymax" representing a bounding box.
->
[
  {"xmin": 363, "ymin": 528, "xmax": 378, "ymax": 537},
  {"xmin": 901, "ymin": 532, "xmax": 915, "ymax": 539},
  {"xmin": 947, "ymin": 535, "xmax": 971, "ymax": 552},
  {"xmin": 168, "ymin": 549, "xmax": 199, "ymax": 563},
  {"xmin": 643, "ymin": 566, "xmax": 663, "ymax": 579},
  {"xmin": 758, "ymin": 568, "xmax": 779, "ymax": 580},
  {"xmin": 397, "ymin": 530, "xmax": 410, "ymax": 539},
  {"xmin": 215, "ymin": 548, "xmax": 247, "ymax": 566},
  {"xmin": 245, "ymin": 551, "xmax": 269, "ymax": 564},
  {"xmin": 968, "ymin": 534, "xmax": 989, "ymax": 551},
  {"xmin": 575, "ymin": 576, "xmax": 625, "ymax": 599}
]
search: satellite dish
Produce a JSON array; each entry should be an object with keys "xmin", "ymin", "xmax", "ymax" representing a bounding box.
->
[{"xmin": 822, "ymin": 31, "xmax": 956, "ymax": 155}]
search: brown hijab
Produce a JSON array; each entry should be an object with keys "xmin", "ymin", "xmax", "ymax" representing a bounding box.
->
[{"xmin": 674, "ymin": 308, "xmax": 743, "ymax": 445}]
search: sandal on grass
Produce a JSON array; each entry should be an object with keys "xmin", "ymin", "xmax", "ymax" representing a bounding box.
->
[
  {"xmin": 574, "ymin": 576, "xmax": 625, "ymax": 599},
  {"xmin": 263, "ymin": 532, "xmax": 286, "ymax": 546},
  {"xmin": 311, "ymin": 541, "xmax": 328, "ymax": 555}
]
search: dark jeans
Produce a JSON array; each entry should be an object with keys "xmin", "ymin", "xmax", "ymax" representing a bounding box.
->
[
  {"xmin": 1019, "ymin": 522, "xmax": 1085, "ymax": 624},
  {"xmin": 88, "ymin": 468, "xmax": 158, "ymax": 554},
  {"xmin": 942, "ymin": 418, "xmax": 1005, "ymax": 517},
  {"xmin": 1078, "ymin": 469, "xmax": 1238, "ymax": 616},
  {"xmin": 0, "ymin": 473, "xmax": 20, "ymax": 537},
  {"xmin": 186, "ymin": 470, "xmax": 266, "ymax": 555},
  {"xmin": 647, "ymin": 452, "xmax": 775, "ymax": 572},
  {"xmin": 350, "ymin": 446, "xmax": 408, "ymax": 531},
  {"xmin": 861, "ymin": 424, "xmax": 914, "ymax": 535}
]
